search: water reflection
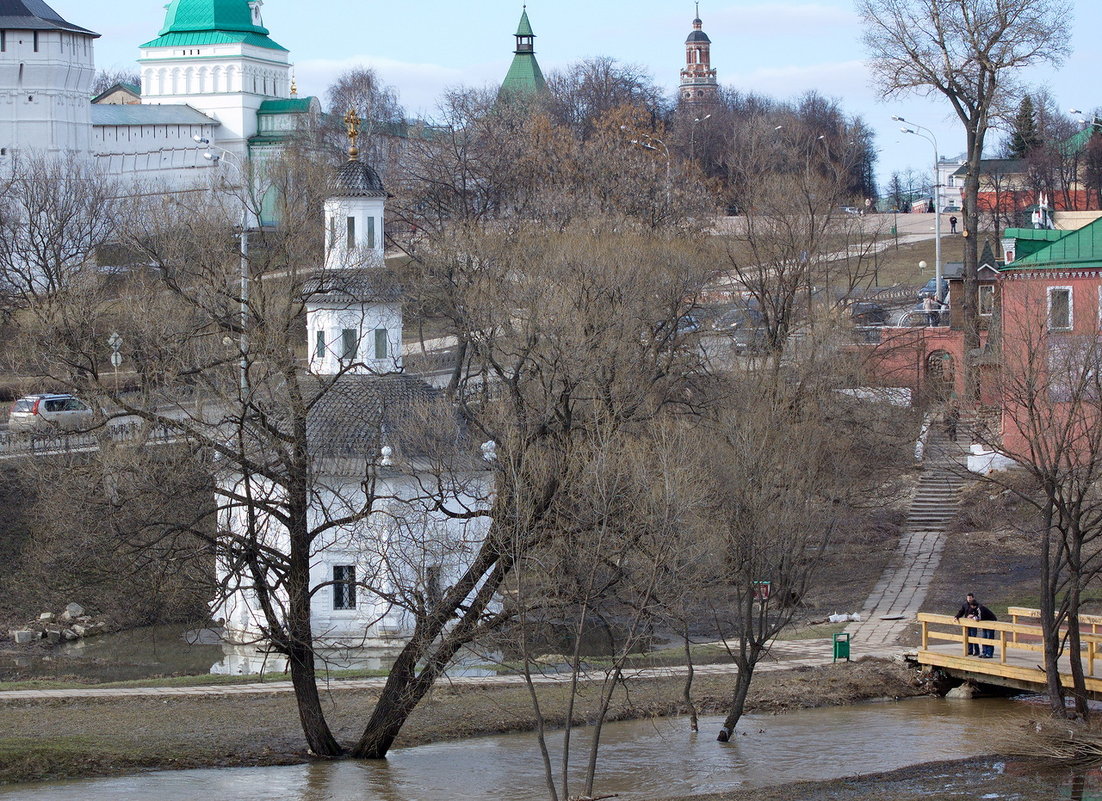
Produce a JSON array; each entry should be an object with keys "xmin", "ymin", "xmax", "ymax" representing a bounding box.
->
[{"xmin": 0, "ymin": 698, "xmax": 1038, "ymax": 801}]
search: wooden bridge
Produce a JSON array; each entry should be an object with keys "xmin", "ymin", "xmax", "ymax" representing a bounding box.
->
[{"xmin": 916, "ymin": 607, "xmax": 1102, "ymax": 697}]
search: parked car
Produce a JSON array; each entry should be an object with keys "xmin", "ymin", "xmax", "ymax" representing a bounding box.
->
[
  {"xmin": 918, "ymin": 278, "xmax": 948, "ymax": 301},
  {"xmin": 8, "ymin": 394, "xmax": 94, "ymax": 434},
  {"xmin": 838, "ymin": 206, "xmax": 861, "ymax": 216},
  {"xmin": 848, "ymin": 301, "xmax": 890, "ymax": 326},
  {"xmin": 711, "ymin": 304, "xmax": 768, "ymax": 352}
]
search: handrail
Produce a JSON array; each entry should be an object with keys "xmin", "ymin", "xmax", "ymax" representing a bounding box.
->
[
  {"xmin": 1007, "ymin": 606, "xmax": 1102, "ymax": 627},
  {"xmin": 918, "ymin": 612, "xmax": 1102, "ymax": 674}
]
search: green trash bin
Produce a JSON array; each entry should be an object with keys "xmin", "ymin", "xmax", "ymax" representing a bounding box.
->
[{"xmin": 833, "ymin": 632, "xmax": 851, "ymax": 662}]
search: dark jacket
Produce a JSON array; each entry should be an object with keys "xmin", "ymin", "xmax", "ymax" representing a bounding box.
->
[{"xmin": 955, "ymin": 602, "xmax": 996, "ymax": 622}]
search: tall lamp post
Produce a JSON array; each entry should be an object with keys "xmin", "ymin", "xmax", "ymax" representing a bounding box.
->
[
  {"xmin": 621, "ymin": 125, "xmax": 671, "ymax": 205},
  {"xmin": 690, "ymin": 113, "xmax": 711, "ymax": 162},
  {"xmin": 194, "ymin": 135, "xmax": 250, "ymax": 396},
  {"xmin": 893, "ymin": 116, "xmax": 943, "ymax": 307}
]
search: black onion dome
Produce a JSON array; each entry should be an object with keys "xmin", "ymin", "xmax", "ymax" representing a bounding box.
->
[
  {"xmin": 334, "ymin": 160, "xmax": 385, "ymax": 197},
  {"xmin": 686, "ymin": 29, "xmax": 710, "ymax": 43}
]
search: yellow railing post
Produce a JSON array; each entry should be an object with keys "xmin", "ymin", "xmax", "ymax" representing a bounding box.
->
[
  {"xmin": 999, "ymin": 630, "xmax": 1007, "ymax": 664},
  {"xmin": 921, "ymin": 618, "xmax": 928, "ymax": 651}
]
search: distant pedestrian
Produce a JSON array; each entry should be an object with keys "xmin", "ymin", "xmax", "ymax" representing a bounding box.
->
[
  {"xmin": 949, "ymin": 215, "xmax": 958, "ymax": 234},
  {"xmin": 944, "ymin": 407, "xmax": 960, "ymax": 442},
  {"xmin": 923, "ymin": 294, "xmax": 940, "ymax": 327}
]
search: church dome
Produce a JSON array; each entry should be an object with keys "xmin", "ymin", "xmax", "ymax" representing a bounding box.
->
[
  {"xmin": 686, "ymin": 29, "xmax": 711, "ymax": 44},
  {"xmin": 158, "ymin": 0, "xmax": 269, "ymax": 36},
  {"xmin": 334, "ymin": 160, "xmax": 385, "ymax": 197}
]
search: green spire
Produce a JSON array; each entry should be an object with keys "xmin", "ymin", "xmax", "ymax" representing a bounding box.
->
[
  {"xmin": 142, "ymin": 0, "xmax": 287, "ymax": 51},
  {"xmin": 516, "ymin": 8, "xmax": 534, "ymax": 37},
  {"xmin": 500, "ymin": 7, "xmax": 547, "ymax": 96}
]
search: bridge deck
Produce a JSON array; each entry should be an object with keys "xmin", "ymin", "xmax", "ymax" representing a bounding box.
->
[{"xmin": 916, "ymin": 610, "xmax": 1102, "ymax": 696}]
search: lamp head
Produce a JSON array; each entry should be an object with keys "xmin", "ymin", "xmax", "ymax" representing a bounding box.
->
[
  {"xmin": 193, "ymin": 135, "xmax": 210, "ymax": 145},
  {"xmin": 204, "ymin": 151, "xmax": 220, "ymax": 164},
  {"xmin": 891, "ymin": 115, "xmax": 905, "ymax": 122}
]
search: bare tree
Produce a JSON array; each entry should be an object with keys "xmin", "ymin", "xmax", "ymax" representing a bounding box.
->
[
  {"xmin": 324, "ymin": 68, "xmax": 405, "ymax": 172},
  {"xmin": 856, "ymin": 0, "xmax": 1072, "ymax": 398},
  {"xmin": 90, "ymin": 68, "xmax": 142, "ymax": 97}
]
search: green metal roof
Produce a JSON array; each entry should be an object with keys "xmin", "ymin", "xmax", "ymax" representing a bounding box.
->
[
  {"xmin": 515, "ymin": 8, "xmax": 534, "ymax": 36},
  {"xmin": 1006, "ymin": 218, "xmax": 1102, "ymax": 270},
  {"xmin": 501, "ymin": 54, "xmax": 546, "ymax": 95},
  {"xmin": 257, "ymin": 98, "xmax": 314, "ymax": 114},
  {"xmin": 141, "ymin": 0, "xmax": 286, "ymax": 51},
  {"xmin": 1059, "ymin": 123, "xmax": 1100, "ymax": 157}
]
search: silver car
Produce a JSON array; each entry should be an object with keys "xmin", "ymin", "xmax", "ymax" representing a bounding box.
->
[{"xmin": 8, "ymin": 394, "xmax": 94, "ymax": 434}]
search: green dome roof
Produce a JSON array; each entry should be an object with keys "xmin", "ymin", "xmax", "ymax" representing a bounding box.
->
[
  {"xmin": 159, "ymin": 0, "xmax": 269, "ymax": 36},
  {"xmin": 142, "ymin": 0, "xmax": 286, "ymax": 51}
]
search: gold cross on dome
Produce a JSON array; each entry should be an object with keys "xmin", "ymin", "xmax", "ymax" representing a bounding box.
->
[{"xmin": 344, "ymin": 108, "xmax": 361, "ymax": 160}]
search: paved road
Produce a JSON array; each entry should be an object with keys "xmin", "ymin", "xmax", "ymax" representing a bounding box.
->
[{"xmin": 0, "ymin": 639, "xmax": 905, "ymax": 701}]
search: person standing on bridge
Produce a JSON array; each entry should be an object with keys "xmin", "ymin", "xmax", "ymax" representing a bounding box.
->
[{"xmin": 954, "ymin": 594, "xmax": 997, "ymax": 658}]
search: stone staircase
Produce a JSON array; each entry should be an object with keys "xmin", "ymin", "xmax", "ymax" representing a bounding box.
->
[{"xmin": 845, "ymin": 416, "xmax": 968, "ymax": 647}]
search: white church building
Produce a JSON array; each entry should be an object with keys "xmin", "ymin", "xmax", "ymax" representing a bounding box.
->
[
  {"xmin": 213, "ymin": 145, "xmax": 491, "ymax": 672},
  {"xmin": 0, "ymin": 0, "xmax": 317, "ymax": 185}
]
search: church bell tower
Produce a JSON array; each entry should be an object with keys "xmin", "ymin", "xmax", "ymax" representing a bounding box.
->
[{"xmin": 679, "ymin": 4, "xmax": 718, "ymax": 106}]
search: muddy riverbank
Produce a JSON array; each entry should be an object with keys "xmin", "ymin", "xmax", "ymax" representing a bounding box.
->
[{"xmin": 1, "ymin": 658, "xmax": 923, "ymax": 785}]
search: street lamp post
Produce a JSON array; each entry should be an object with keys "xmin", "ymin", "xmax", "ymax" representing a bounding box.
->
[
  {"xmin": 893, "ymin": 116, "xmax": 943, "ymax": 309},
  {"xmin": 194, "ymin": 135, "xmax": 250, "ymax": 396},
  {"xmin": 690, "ymin": 114, "xmax": 711, "ymax": 162},
  {"xmin": 621, "ymin": 126, "xmax": 671, "ymax": 205}
]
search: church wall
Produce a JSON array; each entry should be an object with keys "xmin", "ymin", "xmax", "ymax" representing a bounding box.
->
[
  {"xmin": 212, "ymin": 470, "xmax": 491, "ymax": 652},
  {"xmin": 307, "ymin": 301, "xmax": 404, "ymax": 375}
]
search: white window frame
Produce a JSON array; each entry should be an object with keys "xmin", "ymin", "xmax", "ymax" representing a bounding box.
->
[{"xmin": 1048, "ymin": 286, "xmax": 1073, "ymax": 331}]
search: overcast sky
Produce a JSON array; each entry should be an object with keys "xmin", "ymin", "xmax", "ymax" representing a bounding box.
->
[{"xmin": 48, "ymin": 0, "xmax": 1100, "ymax": 188}]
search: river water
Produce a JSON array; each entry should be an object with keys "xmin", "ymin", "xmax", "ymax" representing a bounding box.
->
[{"xmin": 1, "ymin": 697, "xmax": 1042, "ymax": 800}]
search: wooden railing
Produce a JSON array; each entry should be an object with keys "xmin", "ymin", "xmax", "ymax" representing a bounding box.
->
[{"xmin": 917, "ymin": 611, "xmax": 1102, "ymax": 677}]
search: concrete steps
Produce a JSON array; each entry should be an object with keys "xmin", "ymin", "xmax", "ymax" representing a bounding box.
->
[{"xmin": 845, "ymin": 413, "xmax": 969, "ymax": 648}]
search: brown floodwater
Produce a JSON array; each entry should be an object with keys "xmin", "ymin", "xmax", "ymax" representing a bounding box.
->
[{"xmin": 0, "ymin": 696, "xmax": 1067, "ymax": 800}]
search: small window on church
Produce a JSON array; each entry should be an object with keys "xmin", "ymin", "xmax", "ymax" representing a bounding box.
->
[
  {"xmin": 1, "ymin": 32, "xmax": 6, "ymax": 53},
  {"xmin": 341, "ymin": 328, "xmax": 358, "ymax": 360},
  {"xmin": 315, "ymin": 330, "xmax": 325, "ymax": 359},
  {"xmin": 374, "ymin": 328, "xmax": 388, "ymax": 360},
  {"xmin": 333, "ymin": 565, "xmax": 356, "ymax": 610},
  {"xmin": 346, "ymin": 217, "xmax": 356, "ymax": 249},
  {"xmin": 366, "ymin": 217, "xmax": 375, "ymax": 249},
  {"xmin": 32, "ymin": 32, "xmax": 38, "ymax": 53}
]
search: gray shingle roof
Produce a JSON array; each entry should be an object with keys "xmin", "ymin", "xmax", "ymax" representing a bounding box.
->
[
  {"xmin": 306, "ymin": 373, "xmax": 456, "ymax": 460},
  {"xmin": 305, "ymin": 269, "xmax": 404, "ymax": 304},
  {"xmin": 91, "ymin": 104, "xmax": 218, "ymax": 127},
  {"xmin": 686, "ymin": 30, "xmax": 710, "ymax": 43},
  {"xmin": 334, "ymin": 160, "xmax": 385, "ymax": 197},
  {"xmin": 0, "ymin": 0, "xmax": 97, "ymax": 35}
]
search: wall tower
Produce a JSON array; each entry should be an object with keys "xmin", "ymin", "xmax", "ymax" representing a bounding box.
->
[{"xmin": 0, "ymin": 0, "xmax": 98, "ymax": 156}]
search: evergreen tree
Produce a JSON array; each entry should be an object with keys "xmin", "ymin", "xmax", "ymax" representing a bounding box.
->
[{"xmin": 1008, "ymin": 96, "xmax": 1042, "ymax": 158}]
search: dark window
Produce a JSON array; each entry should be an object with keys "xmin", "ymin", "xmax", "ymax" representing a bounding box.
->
[
  {"xmin": 32, "ymin": 32, "xmax": 38, "ymax": 52},
  {"xmin": 373, "ymin": 328, "xmax": 387, "ymax": 359},
  {"xmin": 315, "ymin": 330, "xmax": 325, "ymax": 359},
  {"xmin": 425, "ymin": 566, "xmax": 442, "ymax": 606},
  {"xmin": 367, "ymin": 217, "xmax": 375, "ymax": 249},
  {"xmin": 346, "ymin": 216, "xmax": 355, "ymax": 249},
  {"xmin": 1049, "ymin": 287, "xmax": 1072, "ymax": 331},
  {"xmin": 341, "ymin": 328, "xmax": 358, "ymax": 359},
  {"xmin": 1, "ymin": 31, "xmax": 6, "ymax": 53},
  {"xmin": 333, "ymin": 565, "xmax": 356, "ymax": 610}
]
